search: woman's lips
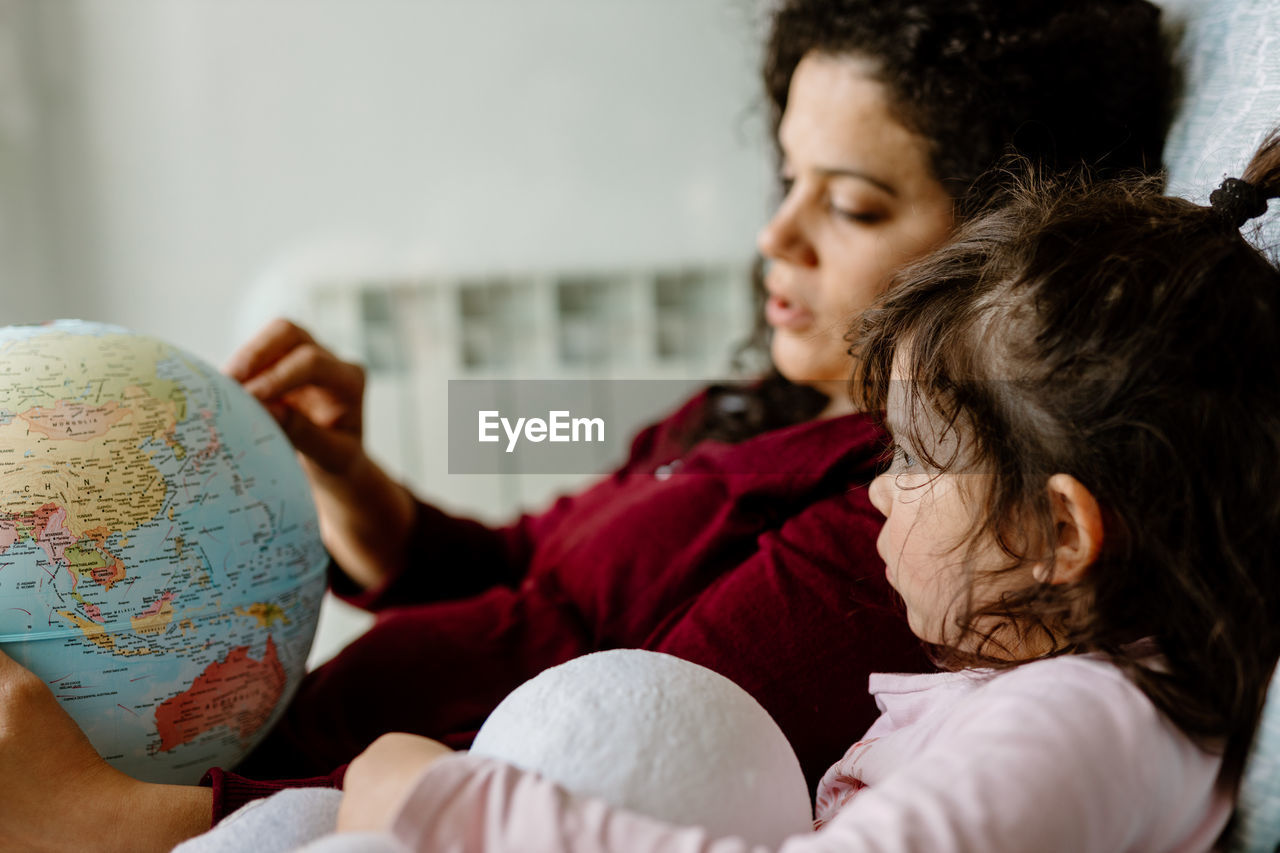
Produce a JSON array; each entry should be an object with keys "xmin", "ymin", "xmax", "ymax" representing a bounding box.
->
[{"xmin": 765, "ymin": 294, "xmax": 814, "ymax": 331}]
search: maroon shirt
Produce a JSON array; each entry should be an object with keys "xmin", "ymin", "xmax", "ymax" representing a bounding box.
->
[{"xmin": 205, "ymin": 394, "xmax": 931, "ymax": 820}]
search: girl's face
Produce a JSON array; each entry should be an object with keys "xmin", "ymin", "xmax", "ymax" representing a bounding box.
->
[
  {"xmin": 867, "ymin": 359, "xmax": 1017, "ymax": 647},
  {"xmin": 758, "ymin": 53, "xmax": 954, "ymax": 414}
]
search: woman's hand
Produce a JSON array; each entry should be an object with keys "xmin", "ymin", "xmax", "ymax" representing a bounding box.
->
[
  {"xmin": 224, "ymin": 318, "xmax": 367, "ymax": 476},
  {"xmin": 224, "ymin": 319, "xmax": 416, "ymax": 589},
  {"xmin": 337, "ymin": 734, "xmax": 456, "ymax": 833},
  {"xmin": 0, "ymin": 650, "xmax": 212, "ymax": 852}
]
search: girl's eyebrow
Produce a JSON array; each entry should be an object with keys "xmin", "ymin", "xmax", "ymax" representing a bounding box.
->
[{"xmin": 814, "ymin": 166, "xmax": 898, "ymax": 197}]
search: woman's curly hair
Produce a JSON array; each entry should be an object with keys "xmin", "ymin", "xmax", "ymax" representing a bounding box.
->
[
  {"xmin": 692, "ymin": 0, "xmax": 1173, "ymax": 445},
  {"xmin": 764, "ymin": 0, "xmax": 1172, "ymax": 213}
]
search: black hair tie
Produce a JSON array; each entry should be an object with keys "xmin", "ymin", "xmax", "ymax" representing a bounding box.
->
[{"xmin": 1209, "ymin": 176, "xmax": 1268, "ymax": 229}]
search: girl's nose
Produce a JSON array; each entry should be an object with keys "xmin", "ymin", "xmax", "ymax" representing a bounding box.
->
[
  {"xmin": 757, "ymin": 194, "xmax": 818, "ymax": 268},
  {"xmin": 868, "ymin": 472, "xmax": 892, "ymax": 518}
]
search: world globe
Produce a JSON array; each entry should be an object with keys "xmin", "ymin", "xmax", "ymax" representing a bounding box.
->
[{"xmin": 0, "ymin": 320, "xmax": 328, "ymax": 784}]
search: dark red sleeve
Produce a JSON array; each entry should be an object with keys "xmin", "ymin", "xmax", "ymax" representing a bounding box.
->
[
  {"xmin": 328, "ymin": 499, "xmax": 539, "ymax": 611},
  {"xmin": 647, "ymin": 482, "xmax": 930, "ymax": 793},
  {"xmin": 200, "ymin": 765, "xmax": 348, "ymax": 825},
  {"xmin": 331, "ymin": 393, "xmax": 705, "ymax": 612}
]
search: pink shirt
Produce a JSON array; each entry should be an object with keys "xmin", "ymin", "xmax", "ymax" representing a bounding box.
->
[{"xmin": 381, "ymin": 656, "xmax": 1232, "ymax": 852}]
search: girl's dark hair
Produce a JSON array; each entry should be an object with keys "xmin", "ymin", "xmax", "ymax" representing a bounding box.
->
[
  {"xmin": 852, "ymin": 132, "xmax": 1280, "ymax": 785},
  {"xmin": 693, "ymin": 0, "xmax": 1173, "ymax": 444}
]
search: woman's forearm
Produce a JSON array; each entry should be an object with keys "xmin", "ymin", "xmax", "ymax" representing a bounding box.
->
[{"xmin": 309, "ymin": 451, "xmax": 418, "ymax": 591}]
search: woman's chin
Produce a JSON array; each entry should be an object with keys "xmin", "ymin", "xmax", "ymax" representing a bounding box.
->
[{"xmin": 770, "ymin": 340, "xmax": 850, "ymax": 390}]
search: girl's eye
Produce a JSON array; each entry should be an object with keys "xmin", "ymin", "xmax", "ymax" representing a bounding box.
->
[
  {"xmin": 892, "ymin": 443, "xmax": 916, "ymax": 470},
  {"xmin": 779, "ymin": 175, "xmax": 796, "ymax": 196}
]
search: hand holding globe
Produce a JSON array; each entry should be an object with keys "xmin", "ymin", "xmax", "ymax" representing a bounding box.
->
[{"xmin": 0, "ymin": 646, "xmax": 211, "ymax": 851}]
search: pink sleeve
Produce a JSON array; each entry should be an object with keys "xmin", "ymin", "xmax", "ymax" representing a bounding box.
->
[
  {"xmin": 382, "ymin": 659, "xmax": 1229, "ymax": 853},
  {"xmin": 387, "ymin": 755, "xmax": 776, "ymax": 853},
  {"xmin": 385, "ymin": 755, "xmax": 892, "ymax": 853}
]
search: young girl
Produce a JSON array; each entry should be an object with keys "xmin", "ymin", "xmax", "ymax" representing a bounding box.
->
[{"xmin": 325, "ymin": 135, "xmax": 1280, "ymax": 850}]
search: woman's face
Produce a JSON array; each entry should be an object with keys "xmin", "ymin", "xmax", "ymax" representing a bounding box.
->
[{"xmin": 758, "ymin": 53, "xmax": 953, "ymax": 410}]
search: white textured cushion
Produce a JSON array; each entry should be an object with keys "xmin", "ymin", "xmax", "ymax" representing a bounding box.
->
[{"xmin": 1160, "ymin": 0, "xmax": 1280, "ymax": 246}]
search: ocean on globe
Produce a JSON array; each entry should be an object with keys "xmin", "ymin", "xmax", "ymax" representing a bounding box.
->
[{"xmin": 0, "ymin": 320, "xmax": 328, "ymax": 784}]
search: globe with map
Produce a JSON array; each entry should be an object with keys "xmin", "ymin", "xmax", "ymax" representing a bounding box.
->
[{"xmin": 0, "ymin": 320, "xmax": 328, "ymax": 784}]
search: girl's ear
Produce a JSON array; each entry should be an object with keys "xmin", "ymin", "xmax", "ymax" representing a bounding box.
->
[{"xmin": 1033, "ymin": 473, "xmax": 1103, "ymax": 585}]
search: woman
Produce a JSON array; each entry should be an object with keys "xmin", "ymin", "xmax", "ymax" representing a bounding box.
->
[{"xmin": 0, "ymin": 1, "xmax": 1171, "ymax": 849}]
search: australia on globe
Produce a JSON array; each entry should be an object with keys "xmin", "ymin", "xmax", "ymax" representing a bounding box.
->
[{"xmin": 0, "ymin": 320, "xmax": 327, "ymax": 784}]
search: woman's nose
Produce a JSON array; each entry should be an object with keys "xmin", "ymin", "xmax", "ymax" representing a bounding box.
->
[
  {"xmin": 868, "ymin": 472, "xmax": 891, "ymax": 518},
  {"xmin": 757, "ymin": 193, "xmax": 818, "ymax": 268}
]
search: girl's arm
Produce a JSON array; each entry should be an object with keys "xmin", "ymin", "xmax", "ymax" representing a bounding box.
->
[
  {"xmin": 337, "ymin": 658, "xmax": 1230, "ymax": 853},
  {"xmin": 338, "ymin": 740, "xmax": 760, "ymax": 853}
]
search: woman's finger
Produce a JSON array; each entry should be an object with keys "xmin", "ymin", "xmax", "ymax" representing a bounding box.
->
[
  {"xmin": 241, "ymin": 342, "xmax": 365, "ymax": 407},
  {"xmin": 276, "ymin": 404, "xmax": 362, "ymax": 473},
  {"xmin": 223, "ymin": 318, "xmax": 315, "ymax": 383}
]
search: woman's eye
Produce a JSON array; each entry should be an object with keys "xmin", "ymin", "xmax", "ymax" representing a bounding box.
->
[{"xmin": 828, "ymin": 201, "xmax": 885, "ymax": 224}]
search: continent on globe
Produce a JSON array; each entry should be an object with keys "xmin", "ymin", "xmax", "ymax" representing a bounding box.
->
[
  {"xmin": 153, "ymin": 635, "xmax": 287, "ymax": 753},
  {"xmin": 0, "ymin": 320, "xmax": 328, "ymax": 784}
]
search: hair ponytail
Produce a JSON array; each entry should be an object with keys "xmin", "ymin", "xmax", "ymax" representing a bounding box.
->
[
  {"xmin": 1210, "ymin": 131, "xmax": 1280, "ymax": 229},
  {"xmin": 1242, "ymin": 130, "xmax": 1280, "ymax": 198}
]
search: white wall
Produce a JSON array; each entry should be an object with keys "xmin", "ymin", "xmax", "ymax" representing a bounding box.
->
[
  {"xmin": 22, "ymin": 0, "xmax": 775, "ymax": 366},
  {"xmin": 0, "ymin": 0, "xmax": 56, "ymax": 324}
]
